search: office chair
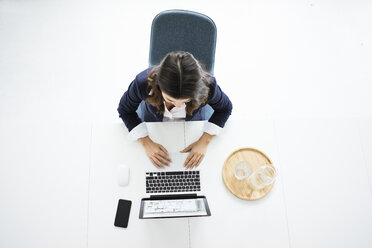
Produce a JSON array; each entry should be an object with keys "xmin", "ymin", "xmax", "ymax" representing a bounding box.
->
[{"xmin": 149, "ymin": 9, "xmax": 217, "ymax": 74}]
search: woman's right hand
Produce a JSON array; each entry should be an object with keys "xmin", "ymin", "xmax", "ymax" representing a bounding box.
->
[{"xmin": 138, "ymin": 136, "xmax": 172, "ymax": 168}]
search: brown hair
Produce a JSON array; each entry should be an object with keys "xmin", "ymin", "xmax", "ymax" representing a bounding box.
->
[{"xmin": 145, "ymin": 51, "xmax": 212, "ymax": 115}]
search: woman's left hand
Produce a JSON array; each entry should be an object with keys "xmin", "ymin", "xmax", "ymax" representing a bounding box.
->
[{"xmin": 180, "ymin": 132, "xmax": 214, "ymax": 169}]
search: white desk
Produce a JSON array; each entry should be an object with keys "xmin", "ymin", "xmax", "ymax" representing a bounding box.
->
[
  {"xmin": 185, "ymin": 121, "xmax": 289, "ymax": 248},
  {"xmin": 275, "ymin": 118, "xmax": 372, "ymax": 248},
  {"xmin": 359, "ymin": 118, "xmax": 372, "ymax": 195},
  {"xmin": 87, "ymin": 120, "xmax": 289, "ymax": 248},
  {"xmin": 87, "ymin": 122, "xmax": 189, "ymax": 248},
  {"xmin": 0, "ymin": 122, "xmax": 91, "ymax": 248},
  {"xmin": 2, "ymin": 119, "xmax": 370, "ymax": 247}
]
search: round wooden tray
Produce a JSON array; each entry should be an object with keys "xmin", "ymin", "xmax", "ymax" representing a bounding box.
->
[{"xmin": 222, "ymin": 147, "xmax": 275, "ymax": 200}]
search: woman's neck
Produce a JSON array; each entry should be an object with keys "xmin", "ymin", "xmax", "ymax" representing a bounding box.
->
[{"xmin": 164, "ymin": 101, "xmax": 175, "ymax": 111}]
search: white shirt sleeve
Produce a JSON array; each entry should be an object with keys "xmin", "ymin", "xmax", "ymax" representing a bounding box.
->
[
  {"xmin": 127, "ymin": 122, "xmax": 149, "ymax": 141},
  {"xmin": 203, "ymin": 121, "xmax": 223, "ymax": 136}
]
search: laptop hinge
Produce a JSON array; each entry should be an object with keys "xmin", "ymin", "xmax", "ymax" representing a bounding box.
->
[{"xmin": 150, "ymin": 194, "xmax": 197, "ymax": 200}]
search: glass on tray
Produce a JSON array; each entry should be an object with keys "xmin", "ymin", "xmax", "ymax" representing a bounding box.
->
[
  {"xmin": 234, "ymin": 160, "xmax": 253, "ymax": 180},
  {"xmin": 249, "ymin": 164, "xmax": 277, "ymax": 190}
]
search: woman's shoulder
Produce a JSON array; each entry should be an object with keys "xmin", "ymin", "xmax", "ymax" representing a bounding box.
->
[
  {"xmin": 205, "ymin": 74, "xmax": 217, "ymax": 91},
  {"xmin": 129, "ymin": 66, "xmax": 156, "ymax": 99},
  {"xmin": 136, "ymin": 65, "xmax": 156, "ymax": 87},
  {"xmin": 135, "ymin": 66, "xmax": 156, "ymax": 83}
]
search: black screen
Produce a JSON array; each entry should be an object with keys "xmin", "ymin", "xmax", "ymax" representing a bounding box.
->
[{"xmin": 114, "ymin": 199, "xmax": 132, "ymax": 228}]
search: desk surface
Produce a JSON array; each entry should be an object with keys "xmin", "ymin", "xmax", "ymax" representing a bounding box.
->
[
  {"xmin": 0, "ymin": 123, "xmax": 91, "ymax": 248},
  {"xmin": 1, "ymin": 119, "xmax": 371, "ymax": 248},
  {"xmin": 276, "ymin": 118, "xmax": 372, "ymax": 248},
  {"xmin": 185, "ymin": 121, "xmax": 289, "ymax": 248},
  {"xmin": 87, "ymin": 119, "xmax": 372, "ymax": 248},
  {"xmin": 88, "ymin": 122, "xmax": 190, "ymax": 248},
  {"xmin": 87, "ymin": 120, "xmax": 289, "ymax": 248}
]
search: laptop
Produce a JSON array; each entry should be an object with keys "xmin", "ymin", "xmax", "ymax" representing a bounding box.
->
[{"xmin": 139, "ymin": 153, "xmax": 211, "ymax": 219}]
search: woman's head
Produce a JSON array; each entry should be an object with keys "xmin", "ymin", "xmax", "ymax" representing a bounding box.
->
[{"xmin": 146, "ymin": 51, "xmax": 211, "ymax": 115}]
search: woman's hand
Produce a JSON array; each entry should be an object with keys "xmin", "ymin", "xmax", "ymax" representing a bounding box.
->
[
  {"xmin": 138, "ymin": 136, "xmax": 172, "ymax": 168},
  {"xmin": 180, "ymin": 132, "xmax": 214, "ymax": 169}
]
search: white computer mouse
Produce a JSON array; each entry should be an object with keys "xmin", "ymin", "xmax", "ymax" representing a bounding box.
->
[{"xmin": 117, "ymin": 164, "xmax": 130, "ymax": 187}]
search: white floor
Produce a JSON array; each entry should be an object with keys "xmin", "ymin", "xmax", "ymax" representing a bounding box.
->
[{"xmin": 1, "ymin": 0, "xmax": 372, "ymax": 247}]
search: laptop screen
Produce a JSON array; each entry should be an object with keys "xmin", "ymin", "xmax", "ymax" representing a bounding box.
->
[{"xmin": 139, "ymin": 196, "xmax": 211, "ymax": 219}]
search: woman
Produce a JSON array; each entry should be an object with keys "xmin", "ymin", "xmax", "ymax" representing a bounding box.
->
[{"xmin": 117, "ymin": 51, "xmax": 232, "ymax": 169}]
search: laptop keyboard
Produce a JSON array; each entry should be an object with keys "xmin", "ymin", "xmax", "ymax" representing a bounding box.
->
[{"xmin": 146, "ymin": 171, "xmax": 201, "ymax": 194}]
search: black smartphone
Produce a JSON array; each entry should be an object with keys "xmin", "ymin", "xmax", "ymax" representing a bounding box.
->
[{"xmin": 114, "ymin": 199, "xmax": 132, "ymax": 228}]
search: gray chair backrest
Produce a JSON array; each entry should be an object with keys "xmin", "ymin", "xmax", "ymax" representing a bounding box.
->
[{"xmin": 149, "ymin": 9, "xmax": 217, "ymax": 74}]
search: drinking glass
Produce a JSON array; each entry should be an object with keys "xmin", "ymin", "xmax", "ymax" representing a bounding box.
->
[
  {"xmin": 234, "ymin": 161, "xmax": 253, "ymax": 180},
  {"xmin": 249, "ymin": 164, "xmax": 277, "ymax": 190}
]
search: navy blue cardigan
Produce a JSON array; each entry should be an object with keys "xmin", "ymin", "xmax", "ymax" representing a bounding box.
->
[{"xmin": 118, "ymin": 67, "xmax": 233, "ymax": 132}]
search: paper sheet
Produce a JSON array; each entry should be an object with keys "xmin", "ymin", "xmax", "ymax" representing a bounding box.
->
[{"xmin": 168, "ymin": 152, "xmax": 190, "ymax": 170}]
